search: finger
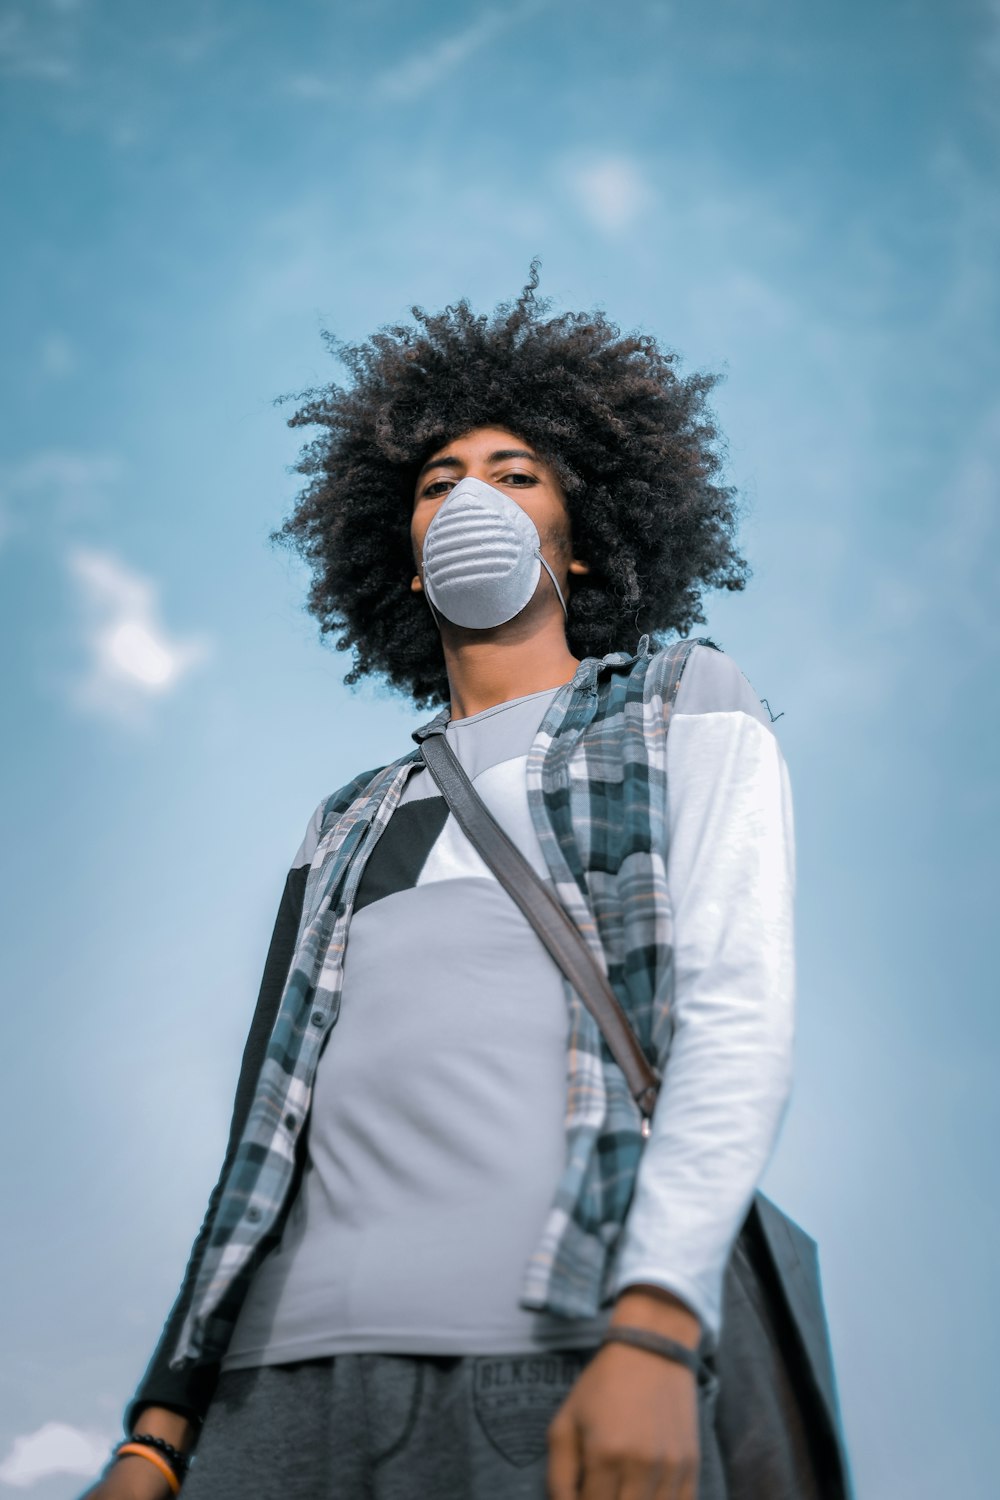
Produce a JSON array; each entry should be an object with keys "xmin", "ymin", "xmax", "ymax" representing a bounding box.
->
[
  {"xmin": 578, "ymin": 1451, "xmax": 622, "ymax": 1500},
  {"xmin": 547, "ymin": 1416, "xmax": 583, "ymax": 1500},
  {"xmin": 618, "ymin": 1456, "xmax": 667, "ymax": 1500},
  {"xmin": 672, "ymin": 1453, "xmax": 699, "ymax": 1500}
]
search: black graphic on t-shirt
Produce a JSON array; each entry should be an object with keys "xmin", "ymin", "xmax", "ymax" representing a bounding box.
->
[{"xmin": 353, "ymin": 796, "xmax": 449, "ymax": 914}]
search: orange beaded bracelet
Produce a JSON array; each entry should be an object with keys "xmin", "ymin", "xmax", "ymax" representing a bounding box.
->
[{"xmin": 116, "ymin": 1443, "xmax": 182, "ymax": 1495}]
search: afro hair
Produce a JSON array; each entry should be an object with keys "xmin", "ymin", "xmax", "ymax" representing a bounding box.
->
[{"xmin": 271, "ymin": 263, "xmax": 748, "ymax": 708}]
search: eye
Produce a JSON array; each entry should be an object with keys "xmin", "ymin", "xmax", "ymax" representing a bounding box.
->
[
  {"xmin": 422, "ymin": 478, "xmax": 455, "ymax": 498},
  {"xmin": 502, "ymin": 470, "xmax": 539, "ymax": 486}
]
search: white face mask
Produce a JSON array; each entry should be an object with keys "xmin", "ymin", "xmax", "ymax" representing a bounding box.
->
[{"xmin": 420, "ymin": 475, "xmax": 568, "ymax": 630}]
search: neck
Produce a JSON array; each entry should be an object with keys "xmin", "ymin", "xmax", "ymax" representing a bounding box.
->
[{"xmin": 438, "ymin": 608, "xmax": 581, "ymax": 721}]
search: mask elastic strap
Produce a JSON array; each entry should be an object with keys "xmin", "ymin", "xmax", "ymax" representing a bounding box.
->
[
  {"xmin": 537, "ymin": 553, "xmax": 569, "ymax": 621},
  {"xmin": 421, "ymin": 587, "xmax": 445, "ymax": 632}
]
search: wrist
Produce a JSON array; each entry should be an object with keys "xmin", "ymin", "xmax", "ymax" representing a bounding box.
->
[
  {"xmin": 610, "ymin": 1283, "xmax": 701, "ymax": 1350},
  {"xmin": 129, "ymin": 1406, "xmax": 196, "ymax": 1455},
  {"xmin": 114, "ymin": 1447, "xmax": 181, "ymax": 1496}
]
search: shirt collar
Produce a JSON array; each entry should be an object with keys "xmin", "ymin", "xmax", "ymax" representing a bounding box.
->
[{"xmin": 410, "ymin": 635, "xmax": 653, "ymax": 745}]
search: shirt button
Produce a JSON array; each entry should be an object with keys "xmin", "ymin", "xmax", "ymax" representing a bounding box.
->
[
  {"xmin": 246, "ymin": 1205, "xmax": 262, "ymax": 1223},
  {"xmin": 310, "ymin": 1011, "xmax": 325, "ymax": 1027},
  {"xmin": 284, "ymin": 1113, "xmax": 296, "ymax": 1130}
]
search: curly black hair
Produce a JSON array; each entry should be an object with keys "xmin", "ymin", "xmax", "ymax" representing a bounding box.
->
[{"xmin": 271, "ymin": 263, "xmax": 748, "ymax": 708}]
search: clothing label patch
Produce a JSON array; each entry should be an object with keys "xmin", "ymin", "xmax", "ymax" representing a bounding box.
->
[{"xmin": 472, "ymin": 1354, "xmax": 591, "ymax": 1468}]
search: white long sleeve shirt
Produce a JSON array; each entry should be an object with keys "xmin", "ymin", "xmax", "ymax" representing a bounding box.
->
[{"xmin": 608, "ymin": 644, "xmax": 796, "ymax": 1336}]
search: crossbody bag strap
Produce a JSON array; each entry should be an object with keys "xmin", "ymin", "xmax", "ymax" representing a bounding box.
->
[{"xmin": 419, "ymin": 731, "xmax": 661, "ymax": 1130}]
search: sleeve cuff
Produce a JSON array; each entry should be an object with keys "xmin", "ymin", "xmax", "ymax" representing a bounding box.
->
[{"xmin": 606, "ymin": 1264, "xmax": 721, "ymax": 1345}]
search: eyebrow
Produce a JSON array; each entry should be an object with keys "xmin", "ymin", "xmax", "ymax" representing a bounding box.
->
[{"xmin": 416, "ymin": 447, "xmax": 539, "ymax": 481}]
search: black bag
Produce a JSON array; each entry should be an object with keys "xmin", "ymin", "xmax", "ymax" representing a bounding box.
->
[{"xmin": 420, "ymin": 730, "xmax": 853, "ymax": 1500}]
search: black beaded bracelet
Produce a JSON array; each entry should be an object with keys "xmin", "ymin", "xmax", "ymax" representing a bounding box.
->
[
  {"xmin": 114, "ymin": 1432, "xmax": 191, "ymax": 1481},
  {"xmin": 600, "ymin": 1325, "xmax": 703, "ymax": 1374}
]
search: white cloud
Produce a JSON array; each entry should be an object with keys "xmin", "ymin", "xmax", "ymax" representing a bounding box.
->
[
  {"xmin": 0, "ymin": 12, "xmax": 74, "ymax": 82},
  {"xmin": 67, "ymin": 547, "xmax": 212, "ymax": 723},
  {"xmin": 107, "ymin": 119, "xmax": 145, "ymax": 150},
  {"xmin": 0, "ymin": 449, "xmax": 121, "ymax": 547},
  {"xmin": 38, "ymin": 332, "xmax": 78, "ymax": 378},
  {"xmin": 984, "ymin": 0, "xmax": 1000, "ymax": 71},
  {"xmin": 280, "ymin": 72, "xmax": 345, "ymax": 103},
  {"xmin": 375, "ymin": 2, "xmax": 543, "ymax": 103},
  {"xmin": 565, "ymin": 153, "xmax": 655, "ymax": 234},
  {"xmin": 0, "ymin": 1421, "xmax": 112, "ymax": 1487},
  {"xmin": 282, "ymin": 1, "xmax": 548, "ymax": 111},
  {"xmin": 159, "ymin": 23, "xmax": 234, "ymax": 67},
  {"xmin": 11, "ymin": 451, "xmax": 119, "ymax": 495}
]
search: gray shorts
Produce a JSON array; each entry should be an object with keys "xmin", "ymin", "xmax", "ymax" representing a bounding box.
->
[{"xmin": 180, "ymin": 1350, "xmax": 726, "ymax": 1500}]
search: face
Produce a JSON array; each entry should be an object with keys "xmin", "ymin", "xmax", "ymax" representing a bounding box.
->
[{"xmin": 409, "ymin": 426, "xmax": 589, "ymax": 604}]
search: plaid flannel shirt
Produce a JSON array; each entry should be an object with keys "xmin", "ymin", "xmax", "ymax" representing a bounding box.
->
[{"xmin": 169, "ymin": 632, "xmax": 704, "ymax": 1372}]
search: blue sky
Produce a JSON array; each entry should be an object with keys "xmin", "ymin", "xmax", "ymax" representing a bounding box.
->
[{"xmin": 1, "ymin": 0, "xmax": 998, "ymax": 1494}]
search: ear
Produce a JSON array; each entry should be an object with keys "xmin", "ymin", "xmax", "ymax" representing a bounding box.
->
[
  {"xmin": 410, "ymin": 573, "xmax": 424, "ymax": 593},
  {"xmin": 568, "ymin": 559, "xmax": 590, "ymax": 576}
]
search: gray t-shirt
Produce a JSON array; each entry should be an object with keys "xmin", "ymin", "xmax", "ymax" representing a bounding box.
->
[{"xmin": 222, "ymin": 683, "xmax": 609, "ymax": 1368}]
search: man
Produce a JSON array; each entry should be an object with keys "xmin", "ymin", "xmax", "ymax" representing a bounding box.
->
[{"xmin": 86, "ymin": 270, "xmax": 795, "ymax": 1500}]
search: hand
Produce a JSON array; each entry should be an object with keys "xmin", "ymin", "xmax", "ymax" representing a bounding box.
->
[
  {"xmin": 547, "ymin": 1341, "xmax": 700, "ymax": 1500},
  {"xmin": 77, "ymin": 1454, "xmax": 176, "ymax": 1500}
]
